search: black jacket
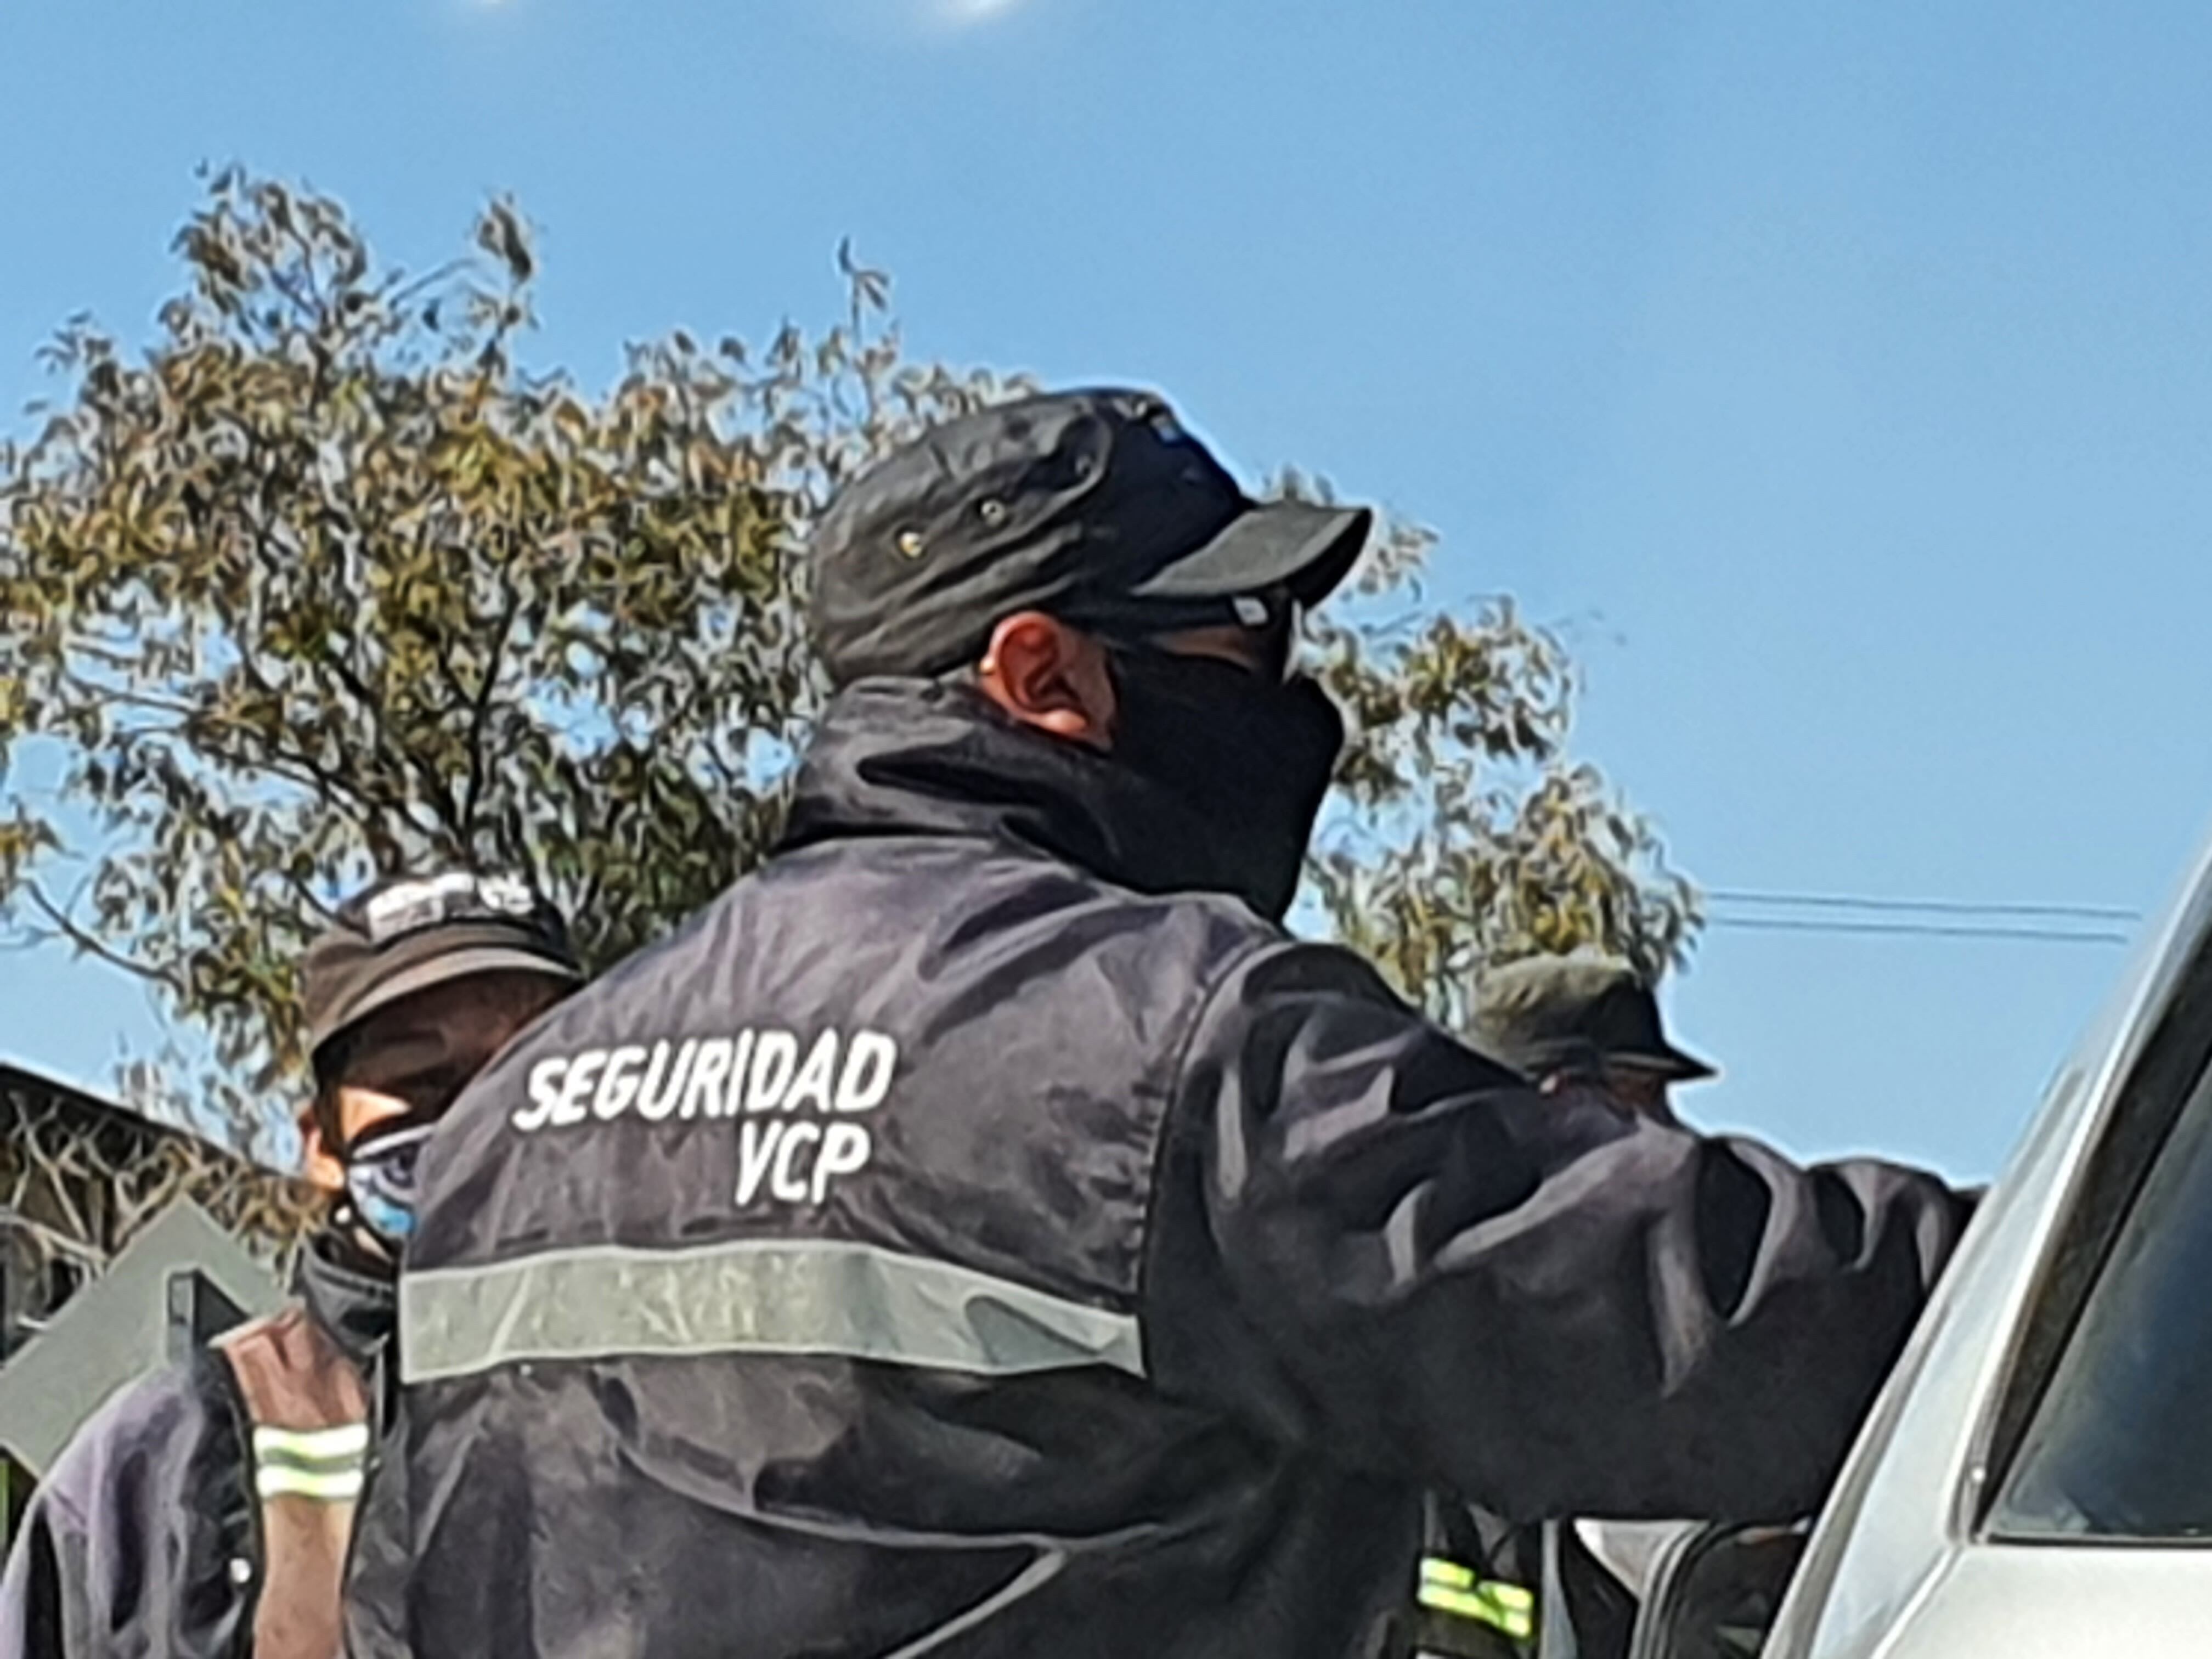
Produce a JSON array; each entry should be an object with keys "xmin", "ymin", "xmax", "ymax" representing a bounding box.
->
[
  {"xmin": 349, "ymin": 680, "xmax": 1973, "ymax": 1659},
  {"xmin": 0, "ymin": 1237, "xmax": 392, "ymax": 1658}
]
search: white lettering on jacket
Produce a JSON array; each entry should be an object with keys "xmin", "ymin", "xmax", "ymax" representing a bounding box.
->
[
  {"xmin": 736, "ymin": 1119, "xmax": 874, "ymax": 1207},
  {"xmin": 510, "ymin": 1028, "xmax": 900, "ymax": 1209}
]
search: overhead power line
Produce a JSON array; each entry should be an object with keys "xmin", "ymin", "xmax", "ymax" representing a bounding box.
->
[
  {"xmin": 1706, "ymin": 888, "xmax": 2141, "ymax": 923},
  {"xmin": 1707, "ymin": 916, "xmax": 2131, "ymax": 947}
]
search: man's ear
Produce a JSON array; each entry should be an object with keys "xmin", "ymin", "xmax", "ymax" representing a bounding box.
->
[
  {"xmin": 298, "ymin": 1107, "xmax": 346, "ymax": 1194},
  {"xmin": 973, "ymin": 612, "xmax": 1118, "ymax": 749}
]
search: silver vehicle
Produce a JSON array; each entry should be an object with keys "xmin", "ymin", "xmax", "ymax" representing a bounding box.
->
[{"xmin": 1628, "ymin": 830, "xmax": 2212, "ymax": 1659}]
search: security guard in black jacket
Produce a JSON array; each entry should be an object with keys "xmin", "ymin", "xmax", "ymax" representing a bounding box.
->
[
  {"xmin": 348, "ymin": 388, "xmax": 1976, "ymax": 1659},
  {"xmin": 0, "ymin": 870, "xmax": 580, "ymax": 1659}
]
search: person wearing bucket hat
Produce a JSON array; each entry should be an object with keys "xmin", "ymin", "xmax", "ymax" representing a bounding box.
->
[
  {"xmin": 1, "ymin": 868, "xmax": 580, "ymax": 1659},
  {"xmin": 355, "ymin": 388, "xmax": 1974, "ymax": 1659},
  {"xmin": 1409, "ymin": 954, "xmax": 1725, "ymax": 1659},
  {"xmin": 1470, "ymin": 953, "xmax": 1717, "ymax": 1128}
]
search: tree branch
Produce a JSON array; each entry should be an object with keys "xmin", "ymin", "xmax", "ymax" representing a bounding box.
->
[
  {"xmin": 190, "ymin": 724, "xmax": 399, "ymax": 820},
  {"xmin": 314, "ymin": 625, "xmax": 470, "ymax": 843},
  {"xmin": 460, "ymin": 586, "xmax": 522, "ymax": 839},
  {"xmin": 20, "ymin": 881, "xmax": 187, "ymax": 996},
  {"xmin": 284, "ymin": 871, "xmax": 341, "ymax": 929},
  {"xmin": 56, "ymin": 676, "xmax": 199, "ymax": 724}
]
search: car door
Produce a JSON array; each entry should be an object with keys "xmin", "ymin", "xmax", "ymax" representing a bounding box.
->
[{"xmin": 1747, "ymin": 831, "xmax": 2212, "ymax": 1659}]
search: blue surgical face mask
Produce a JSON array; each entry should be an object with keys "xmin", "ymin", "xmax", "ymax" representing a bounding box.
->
[{"xmin": 341, "ymin": 1120, "xmax": 436, "ymax": 1254}]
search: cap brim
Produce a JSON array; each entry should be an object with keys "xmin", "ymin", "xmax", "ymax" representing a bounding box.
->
[
  {"xmin": 325, "ymin": 945, "xmax": 581, "ymax": 1047},
  {"xmin": 1611, "ymin": 1046, "xmax": 1719, "ymax": 1084},
  {"xmin": 1130, "ymin": 500, "xmax": 1373, "ymax": 609}
]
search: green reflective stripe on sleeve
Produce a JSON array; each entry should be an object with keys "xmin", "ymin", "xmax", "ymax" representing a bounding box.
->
[
  {"xmin": 255, "ymin": 1464, "xmax": 365, "ymax": 1502},
  {"xmin": 402, "ymin": 1240, "xmax": 1146, "ymax": 1385},
  {"xmin": 1417, "ymin": 1559, "xmax": 1536, "ymax": 1643},
  {"xmin": 1415, "ymin": 1585, "xmax": 1536, "ymax": 1644},
  {"xmin": 251, "ymin": 1424, "xmax": 367, "ymax": 1502},
  {"xmin": 251, "ymin": 1423, "xmax": 369, "ymax": 1465}
]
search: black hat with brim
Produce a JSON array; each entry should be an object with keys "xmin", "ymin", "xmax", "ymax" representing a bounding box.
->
[
  {"xmin": 1591, "ymin": 1036, "xmax": 1718, "ymax": 1083},
  {"xmin": 303, "ymin": 873, "xmax": 581, "ymax": 1070},
  {"xmin": 308, "ymin": 936, "xmax": 580, "ymax": 1056},
  {"xmin": 808, "ymin": 388, "xmax": 1374, "ymax": 686},
  {"xmin": 1126, "ymin": 498, "xmax": 1372, "ymax": 608}
]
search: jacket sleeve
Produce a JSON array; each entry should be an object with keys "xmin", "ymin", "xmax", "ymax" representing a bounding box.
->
[
  {"xmin": 1139, "ymin": 939, "xmax": 1976, "ymax": 1525},
  {"xmin": 0, "ymin": 1358, "xmax": 247, "ymax": 1659},
  {"xmin": 0, "ymin": 1475, "xmax": 91, "ymax": 1658}
]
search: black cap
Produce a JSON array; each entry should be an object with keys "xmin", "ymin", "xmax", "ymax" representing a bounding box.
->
[
  {"xmin": 1470, "ymin": 953, "xmax": 1717, "ymax": 1083},
  {"xmin": 808, "ymin": 387, "xmax": 1374, "ymax": 685},
  {"xmin": 302, "ymin": 871, "xmax": 582, "ymax": 1069}
]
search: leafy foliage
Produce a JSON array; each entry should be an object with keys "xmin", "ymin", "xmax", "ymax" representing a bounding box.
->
[
  {"xmin": 0, "ymin": 171, "xmax": 1696, "ymax": 1155},
  {"xmin": 1305, "ymin": 520, "xmax": 1701, "ymax": 1030}
]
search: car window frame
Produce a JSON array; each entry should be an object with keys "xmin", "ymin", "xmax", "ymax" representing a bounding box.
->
[{"xmin": 1968, "ymin": 922, "xmax": 2212, "ymax": 1541}]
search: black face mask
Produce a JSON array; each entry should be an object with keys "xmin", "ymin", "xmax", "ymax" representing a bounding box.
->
[{"xmin": 1107, "ymin": 647, "xmax": 1345, "ymax": 920}]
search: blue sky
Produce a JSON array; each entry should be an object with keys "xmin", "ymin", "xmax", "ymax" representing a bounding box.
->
[{"xmin": 5, "ymin": 0, "xmax": 2209, "ymax": 1178}]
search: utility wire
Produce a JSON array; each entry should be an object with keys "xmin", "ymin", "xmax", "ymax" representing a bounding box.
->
[
  {"xmin": 1706, "ymin": 888, "xmax": 2140, "ymax": 923},
  {"xmin": 1707, "ymin": 915, "xmax": 2131, "ymax": 946}
]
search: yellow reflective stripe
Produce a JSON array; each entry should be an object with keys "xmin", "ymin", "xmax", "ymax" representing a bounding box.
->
[
  {"xmin": 252, "ymin": 1424, "xmax": 368, "ymax": 1502},
  {"xmin": 251, "ymin": 1423, "xmax": 369, "ymax": 1463},
  {"xmin": 255, "ymin": 1464, "xmax": 365, "ymax": 1502},
  {"xmin": 1416, "ymin": 1560, "xmax": 1536, "ymax": 1643}
]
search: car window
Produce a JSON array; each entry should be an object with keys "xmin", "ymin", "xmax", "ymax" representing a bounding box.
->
[{"xmin": 1988, "ymin": 941, "xmax": 2212, "ymax": 1541}]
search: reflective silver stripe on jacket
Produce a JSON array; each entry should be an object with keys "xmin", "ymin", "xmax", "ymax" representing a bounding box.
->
[{"xmin": 401, "ymin": 1239, "xmax": 1146, "ymax": 1384}]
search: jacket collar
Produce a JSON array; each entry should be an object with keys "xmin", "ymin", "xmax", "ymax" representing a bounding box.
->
[{"xmin": 778, "ymin": 678, "xmax": 1243, "ymax": 901}]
